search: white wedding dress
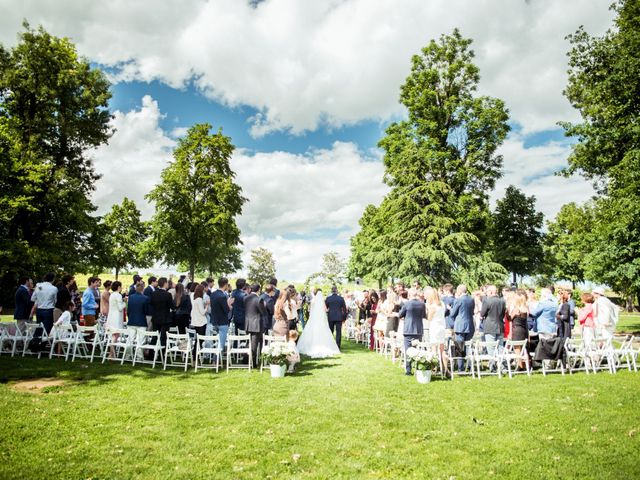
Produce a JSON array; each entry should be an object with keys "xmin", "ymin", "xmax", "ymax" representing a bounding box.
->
[{"xmin": 297, "ymin": 292, "xmax": 341, "ymax": 358}]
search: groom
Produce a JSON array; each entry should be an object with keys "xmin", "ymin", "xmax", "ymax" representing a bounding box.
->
[{"xmin": 325, "ymin": 286, "xmax": 347, "ymax": 349}]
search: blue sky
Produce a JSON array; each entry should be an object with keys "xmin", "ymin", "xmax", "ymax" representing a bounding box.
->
[{"xmin": 0, "ymin": 0, "xmax": 612, "ymax": 280}]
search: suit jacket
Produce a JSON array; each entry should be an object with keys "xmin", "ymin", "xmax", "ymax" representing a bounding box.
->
[
  {"xmin": 210, "ymin": 289, "xmax": 230, "ymax": 327},
  {"xmin": 443, "ymin": 295, "xmax": 455, "ymax": 329},
  {"xmin": 260, "ymin": 292, "xmax": 274, "ymax": 331},
  {"xmin": 14, "ymin": 285, "xmax": 33, "ymax": 320},
  {"xmin": 450, "ymin": 294, "xmax": 475, "ymax": 334},
  {"xmin": 127, "ymin": 293, "xmax": 150, "ymax": 327},
  {"xmin": 325, "ymin": 294, "xmax": 347, "ymax": 323},
  {"xmin": 244, "ymin": 293, "xmax": 266, "ymax": 333},
  {"xmin": 480, "ymin": 296, "xmax": 506, "ymax": 335},
  {"xmin": 143, "ymin": 285, "xmax": 154, "ymax": 316},
  {"xmin": 231, "ymin": 289, "xmax": 246, "ymax": 330},
  {"xmin": 398, "ymin": 299, "xmax": 425, "ymax": 336},
  {"xmin": 150, "ymin": 289, "xmax": 174, "ymax": 326}
]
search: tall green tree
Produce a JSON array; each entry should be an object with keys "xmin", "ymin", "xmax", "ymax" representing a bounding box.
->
[
  {"xmin": 146, "ymin": 123, "xmax": 245, "ymax": 280},
  {"xmin": 491, "ymin": 186, "xmax": 544, "ymax": 285},
  {"xmin": 350, "ymin": 29, "xmax": 510, "ymax": 284},
  {"xmin": 102, "ymin": 197, "xmax": 153, "ymax": 279},
  {"xmin": 0, "ymin": 24, "xmax": 112, "ymax": 304},
  {"xmin": 320, "ymin": 251, "xmax": 347, "ymax": 286},
  {"xmin": 247, "ymin": 247, "xmax": 276, "ymax": 286},
  {"xmin": 561, "ymin": 0, "xmax": 640, "ymax": 307},
  {"xmin": 543, "ymin": 202, "xmax": 595, "ymax": 288}
]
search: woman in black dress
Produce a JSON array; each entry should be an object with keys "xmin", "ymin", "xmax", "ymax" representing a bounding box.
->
[{"xmin": 508, "ymin": 290, "xmax": 530, "ymax": 369}]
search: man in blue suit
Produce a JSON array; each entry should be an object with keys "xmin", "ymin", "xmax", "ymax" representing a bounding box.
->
[
  {"xmin": 398, "ymin": 288, "xmax": 426, "ymax": 375},
  {"xmin": 325, "ymin": 286, "xmax": 347, "ymax": 349},
  {"xmin": 127, "ymin": 283, "xmax": 150, "ymax": 358},
  {"xmin": 449, "ymin": 284, "xmax": 475, "ymax": 372},
  {"xmin": 14, "ymin": 276, "xmax": 33, "ymax": 330}
]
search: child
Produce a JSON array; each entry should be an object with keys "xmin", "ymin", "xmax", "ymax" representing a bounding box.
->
[
  {"xmin": 287, "ymin": 330, "xmax": 300, "ymax": 373},
  {"xmin": 53, "ymin": 301, "xmax": 75, "ymax": 354}
]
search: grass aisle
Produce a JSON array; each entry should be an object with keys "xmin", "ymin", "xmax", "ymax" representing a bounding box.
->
[{"xmin": 1, "ymin": 341, "xmax": 639, "ymax": 479}]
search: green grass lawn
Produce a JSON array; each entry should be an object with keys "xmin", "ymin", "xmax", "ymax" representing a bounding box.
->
[{"xmin": 0, "ymin": 341, "xmax": 639, "ymax": 479}]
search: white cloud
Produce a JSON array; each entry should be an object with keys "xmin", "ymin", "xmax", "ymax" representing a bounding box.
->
[
  {"xmin": 492, "ymin": 134, "xmax": 595, "ymax": 221},
  {"xmin": 92, "ymin": 95, "xmax": 175, "ymax": 218},
  {"xmin": 0, "ymin": 0, "xmax": 614, "ymax": 137}
]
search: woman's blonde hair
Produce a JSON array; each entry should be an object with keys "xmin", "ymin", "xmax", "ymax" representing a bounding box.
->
[
  {"xmin": 274, "ymin": 291, "xmax": 287, "ymax": 321},
  {"xmin": 424, "ymin": 286, "xmax": 442, "ymax": 306}
]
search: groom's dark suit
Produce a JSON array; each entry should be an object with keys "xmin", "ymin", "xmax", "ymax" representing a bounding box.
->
[
  {"xmin": 325, "ymin": 293, "xmax": 347, "ymax": 349},
  {"xmin": 245, "ymin": 293, "xmax": 267, "ymax": 368}
]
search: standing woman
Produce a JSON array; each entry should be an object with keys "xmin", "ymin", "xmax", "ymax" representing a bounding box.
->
[
  {"xmin": 508, "ymin": 290, "xmax": 529, "ymax": 370},
  {"xmin": 100, "ymin": 280, "xmax": 113, "ymax": 326},
  {"xmin": 578, "ymin": 293, "xmax": 596, "ymax": 346},
  {"xmin": 373, "ymin": 290, "xmax": 390, "ymax": 349},
  {"xmin": 273, "ymin": 291, "xmax": 290, "ymax": 338},
  {"xmin": 368, "ymin": 290, "xmax": 379, "ymax": 350},
  {"xmin": 190, "ymin": 285, "xmax": 208, "ymax": 357},
  {"xmin": 283, "ymin": 288, "xmax": 299, "ymax": 333},
  {"xmin": 556, "ymin": 289, "xmax": 572, "ymax": 338},
  {"xmin": 106, "ymin": 281, "xmax": 126, "ymax": 358},
  {"xmin": 425, "ymin": 287, "xmax": 449, "ymax": 376},
  {"xmin": 174, "ymin": 283, "xmax": 192, "ymax": 334}
]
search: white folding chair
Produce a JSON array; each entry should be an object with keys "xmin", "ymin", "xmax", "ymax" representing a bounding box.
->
[
  {"xmin": 500, "ymin": 340, "xmax": 531, "ymax": 378},
  {"xmin": 195, "ymin": 333, "xmax": 222, "ymax": 372},
  {"xmin": 588, "ymin": 337, "xmax": 615, "ymax": 374},
  {"xmin": 133, "ymin": 331, "xmax": 164, "ymax": 368},
  {"xmin": 448, "ymin": 338, "xmax": 476, "ymax": 379},
  {"xmin": 21, "ymin": 323, "xmax": 44, "ymax": 357},
  {"xmin": 611, "ymin": 335, "xmax": 635, "ymax": 372},
  {"xmin": 102, "ymin": 328, "xmax": 134, "ymax": 364},
  {"xmin": 71, "ymin": 325, "xmax": 102, "ymax": 362},
  {"xmin": 164, "ymin": 332, "xmax": 193, "ymax": 371},
  {"xmin": 226, "ymin": 334, "xmax": 252, "ymax": 372},
  {"xmin": 260, "ymin": 334, "xmax": 286, "ymax": 372},
  {"xmin": 474, "ymin": 340, "xmax": 502, "ymax": 379},
  {"xmin": 49, "ymin": 324, "xmax": 75, "ymax": 360},
  {"xmin": 564, "ymin": 337, "xmax": 590, "ymax": 374},
  {"xmin": 1, "ymin": 322, "xmax": 26, "ymax": 357},
  {"xmin": 628, "ymin": 336, "xmax": 640, "ymax": 372}
]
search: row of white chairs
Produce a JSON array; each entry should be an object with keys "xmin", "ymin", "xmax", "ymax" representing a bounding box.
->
[{"xmin": 0, "ymin": 321, "xmax": 286, "ymax": 374}]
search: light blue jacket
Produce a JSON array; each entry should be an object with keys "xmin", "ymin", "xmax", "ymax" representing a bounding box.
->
[
  {"xmin": 531, "ymin": 299, "xmax": 558, "ymax": 334},
  {"xmin": 81, "ymin": 288, "xmax": 98, "ymax": 316}
]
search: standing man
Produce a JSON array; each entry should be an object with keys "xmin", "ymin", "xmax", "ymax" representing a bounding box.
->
[
  {"xmin": 80, "ymin": 277, "xmax": 100, "ymax": 329},
  {"xmin": 54, "ymin": 274, "xmax": 74, "ymax": 326},
  {"xmin": 244, "ymin": 284, "xmax": 267, "ymax": 368},
  {"xmin": 144, "ymin": 276, "xmax": 158, "ymax": 330},
  {"xmin": 128, "ymin": 275, "xmax": 142, "ymax": 296},
  {"xmin": 479, "ymin": 285, "xmax": 506, "ymax": 372},
  {"xmin": 398, "ymin": 288, "xmax": 426, "ymax": 375},
  {"xmin": 325, "ymin": 286, "xmax": 348, "ymax": 349},
  {"xmin": 127, "ymin": 283, "xmax": 150, "ymax": 358},
  {"xmin": 210, "ymin": 277, "xmax": 232, "ymax": 353},
  {"xmin": 14, "ymin": 276, "xmax": 33, "ymax": 331},
  {"xmin": 231, "ymin": 278, "xmax": 247, "ymax": 333},
  {"xmin": 449, "ymin": 284, "xmax": 475, "ymax": 372},
  {"xmin": 260, "ymin": 284, "xmax": 276, "ymax": 333},
  {"xmin": 30, "ymin": 272, "xmax": 58, "ymax": 334},
  {"xmin": 442, "ymin": 284, "xmax": 455, "ymax": 330},
  {"xmin": 150, "ymin": 277, "xmax": 174, "ymax": 347}
]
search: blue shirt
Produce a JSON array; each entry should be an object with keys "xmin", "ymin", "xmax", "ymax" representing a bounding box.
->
[
  {"xmin": 81, "ymin": 288, "xmax": 98, "ymax": 315},
  {"xmin": 531, "ymin": 299, "xmax": 558, "ymax": 334}
]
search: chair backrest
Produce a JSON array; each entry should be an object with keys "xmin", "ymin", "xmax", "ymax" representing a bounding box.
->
[
  {"xmin": 52, "ymin": 324, "xmax": 74, "ymax": 339},
  {"xmin": 227, "ymin": 334, "xmax": 250, "ymax": 350},
  {"xmin": 263, "ymin": 335, "xmax": 286, "ymax": 346},
  {"xmin": 166, "ymin": 332, "xmax": 190, "ymax": 350},
  {"xmin": 24, "ymin": 323, "xmax": 41, "ymax": 338}
]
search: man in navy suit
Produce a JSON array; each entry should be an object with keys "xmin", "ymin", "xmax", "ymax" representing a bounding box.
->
[
  {"xmin": 449, "ymin": 284, "xmax": 475, "ymax": 372},
  {"xmin": 14, "ymin": 276, "xmax": 34, "ymax": 329},
  {"xmin": 210, "ymin": 277, "xmax": 232, "ymax": 352},
  {"xmin": 143, "ymin": 276, "xmax": 158, "ymax": 330},
  {"xmin": 398, "ymin": 288, "xmax": 426, "ymax": 375},
  {"xmin": 325, "ymin": 286, "xmax": 347, "ymax": 349},
  {"xmin": 442, "ymin": 283, "xmax": 455, "ymax": 329}
]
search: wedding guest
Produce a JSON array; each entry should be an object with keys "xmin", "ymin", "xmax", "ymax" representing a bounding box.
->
[
  {"xmin": 70, "ymin": 280, "xmax": 81, "ymax": 323},
  {"xmin": 356, "ymin": 290, "xmax": 370, "ymax": 327},
  {"xmin": 442, "ymin": 283, "xmax": 455, "ymax": 331},
  {"xmin": 284, "ymin": 288, "xmax": 299, "ymax": 332},
  {"xmin": 373, "ymin": 290, "xmax": 390, "ymax": 347},
  {"xmin": 566, "ymin": 288, "xmax": 576, "ymax": 332},
  {"xmin": 260, "ymin": 284, "xmax": 276, "ymax": 333},
  {"xmin": 244, "ymin": 283, "xmax": 267, "ymax": 367},
  {"xmin": 144, "ymin": 276, "xmax": 158, "ymax": 330},
  {"xmin": 150, "ymin": 277, "xmax": 175, "ymax": 347},
  {"xmin": 556, "ymin": 289, "xmax": 572, "ymax": 338},
  {"xmin": 398, "ymin": 288, "xmax": 426, "ymax": 375},
  {"xmin": 106, "ymin": 281, "xmax": 125, "ymax": 330},
  {"xmin": 450, "ymin": 284, "xmax": 475, "ymax": 372},
  {"xmin": 592, "ymin": 287, "xmax": 618, "ymax": 339},
  {"xmin": 298, "ymin": 290, "xmax": 308, "ymax": 328},
  {"xmin": 530, "ymin": 288, "xmax": 558, "ymax": 336},
  {"xmin": 578, "ymin": 293, "xmax": 596, "ymax": 346},
  {"xmin": 480, "ymin": 285, "xmax": 506, "ymax": 370},
  {"xmin": 14, "ymin": 276, "xmax": 34, "ymax": 330},
  {"xmin": 174, "ymin": 283, "xmax": 192, "ymax": 334},
  {"xmin": 210, "ymin": 277, "xmax": 232, "ymax": 351},
  {"xmin": 273, "ymin": 291, "xmax": 290, "ymax": 338},
  {"xmin": 508, "ymin": 290, "xmax": 529, "ymax": 369},
  {"xmin": 99, "ymin": 280, "xmax": 113, "ymax": 325},
  {"xmin": 127, "ymin": 283, "xmax": 149, "ymax": 353},
  {"xmin": 54, "ymin": 274, "xmax": 74, "ymax": 326},
  {"xmin": 231, "ymin": 278, "xmax": 247, "ymax": 333},
  {"xmin": 189, "ymin": 284, "xmax": 208, "ymax": 358},
  {"xmin": 425, "ymin": 286, "xmax": 449, "ymax": 376},
  {"xmin": 287, "ymin": 330, "xmax": 300, "ymax": 373},
  {"xmin": 167, "ymin": 279, "xmax": 176, "ymax": 299},
  {"xmin": 30, "ymin": 272, "xmax": 58, "ymax": 334},
  {"xmin": 368, "ymin": 290, "xmax": 379, "ymax": 350},
  {"xmin": 128, "ymin": 275, "xmax": 142, "ymax": 296},
  {"xmin": 54, "ymin": 301, "xmax": 75, "ymax": 327}
]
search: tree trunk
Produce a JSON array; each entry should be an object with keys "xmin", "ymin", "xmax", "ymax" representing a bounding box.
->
[
  {"xmin": 115, "ymin": 266, "xmax": 119, "ymax": 280},
  {"xmin": 512, "ymin": 271, "xmax": 517, "ymax": 285},
  {"xmin": 572, "ymin": 280, "xmax": 576, "ymax": 290},
  {"xmin": 190, "ymin": 264, "xmax": 195, "ymax": 283},
  {"xmin": 378, "ymin": 279, "xmax": 383, "ymax": 289},
  {"xmin": 626, "ymin": 294, "xmax": 634, "ymax": 312}
]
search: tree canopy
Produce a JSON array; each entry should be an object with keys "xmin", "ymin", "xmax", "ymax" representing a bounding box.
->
[{"xmin": 247, "ymin": 247, "xmax": 276, "ymax": 287}]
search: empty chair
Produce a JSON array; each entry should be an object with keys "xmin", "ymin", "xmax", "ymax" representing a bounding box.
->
[
  {"xmin": 588, "ymin": 337, "xmax": 615, "ymax": 374},
  {"xmin": 500, "ymin": 340, "xmax": 531, "ymax": 378},
  {"xmin": 226, "ymin": 334, "xmax": 252, "ymax": 372},
  {"xmin": 448, "ymin": 338, "xmax": 476, "ymax": 379},
  {"xmin": 1, "ymin": 322, "xmax": 25, "ymax": 357},
  {"xmin": 102, "ymin": 328, "xmax": 134, "ymax": 365},
  {"xmin": 474, "ymin": 340, "xmax": 502, "ymax": 379},
  {"xmin": 164, "ymin": 332, "xmax": 193, "ymax": 371},
  {"xmin": 133, "ymin": 331, "xmax": 164, "ymax": 368},
  {"xmin": 611, "ymin": 335, "xmax": 635, "ymax": 372},
  {"xmin": 194, "ymin": 333, "xmax": 222, "ymax": 372},
  {"xmin": 71, "ymin": 325, "xmax": 102, "ymax": 362},
  {"xmin": 564, "ymin": 337, "xmax": 590, "ymax": 374}
]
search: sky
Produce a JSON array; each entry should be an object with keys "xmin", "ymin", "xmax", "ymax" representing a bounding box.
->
[{"xmin": 0, "ymin": 0, "xmax": 614, "ymax": 281}]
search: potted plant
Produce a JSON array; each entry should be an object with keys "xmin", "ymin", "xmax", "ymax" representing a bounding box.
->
[
  {"xmin": 406, "ymin": 343, "xmax": 439, "ymax": 384},
  {"xmin": 261, "ymin": 342, "xmax": 295, "ymax": 378}
]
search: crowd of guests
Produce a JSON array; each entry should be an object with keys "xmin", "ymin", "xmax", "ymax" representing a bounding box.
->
[
  {"xmin": 13, "ymin": 272, "xmax": 312, "ymax": 365},
  {"xmin": 343, "ymin": 281, "xmax": 620, "ymax": 376}
]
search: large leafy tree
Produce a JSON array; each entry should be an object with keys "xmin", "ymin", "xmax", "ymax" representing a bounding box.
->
[
  {"xmin": 102, "ymin": 197, "xmax": 153, "ymax": 279},
  {"xmin": 491, "ymin": 186, "xmax": 544, "ymax": 285},
  {"xmin": 561, "ymin": 0, "xmax": 640, "ymax": 308},
  {"xmin": 0, "ymin": 24, "xmax": 111, "ymax": 303},
  {"xmin": 247, "ymin": 247, "xmax": 276, "ymax": 287},
  {"xmin": 146, "ymin": 123, "xmax": 245, "ymax": 279},
  {"xmin": 350, "ymin": 29, "xmax": 510, "ymax": 285}
]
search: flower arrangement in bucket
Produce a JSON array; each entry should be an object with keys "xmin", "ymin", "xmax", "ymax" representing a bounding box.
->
[
  {"xmin": 406, "ymin": 341, "xmax": 439, "ymax": 383},
  {"xmin": 261, "ymin": 342, "xmax": 296, "ymax": 378}
]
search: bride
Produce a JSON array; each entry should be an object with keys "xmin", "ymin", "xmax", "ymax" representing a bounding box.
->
[{"xmin": 297, "ymin": 290, "xmax": 341, "ymax": 358}]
